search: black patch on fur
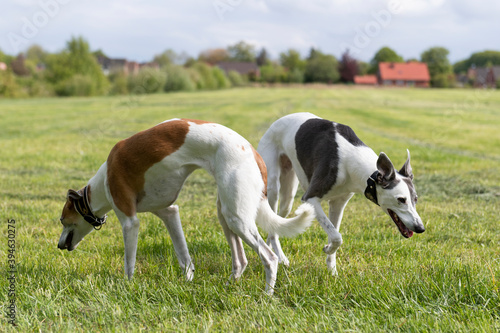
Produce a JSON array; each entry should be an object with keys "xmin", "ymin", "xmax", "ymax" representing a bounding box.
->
[
  {"xmin": 295, "ymin": 118, "xmax": 348, "ymax": 200},
  {"xmin": 336, "ymin": 123, "xmax": 366, "ymax": 147},
  {"xmin": 377, "ymin": 176, "xmax": 400, "ymax": 190}
]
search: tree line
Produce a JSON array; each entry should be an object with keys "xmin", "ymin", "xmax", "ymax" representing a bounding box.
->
[{"xmin": 1, "ymin": 36, "xmax": 499, "ymax": 98}]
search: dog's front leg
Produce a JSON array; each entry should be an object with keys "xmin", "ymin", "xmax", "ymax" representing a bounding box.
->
[
  {"xmin": 307, "ymin": 198, "xmax": 343, "ymax": 256},
  {"xmin": 120, "ymin": 215, "xmax": 140, "ymax": 280},
  {"xmin": 326, "ymin": 193, "xmax": 354, "ymax": 275}
]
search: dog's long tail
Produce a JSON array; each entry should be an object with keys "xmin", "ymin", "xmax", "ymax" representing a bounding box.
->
[{"xmin": 256, "ymin": 200, "xmax": 315, "ymax": 238}]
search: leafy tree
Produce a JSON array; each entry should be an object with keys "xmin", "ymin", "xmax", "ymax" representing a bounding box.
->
[
  {"xmin": 11, "ymin": 54, "xmax": 30, "ymax": 76},
  {"xmin": 0, "ymin": 48, "xmax": 14, "ymax": 65},
  {"xmin": 369, "ymin": 46, "xmax": 404, "ymax": 73},
  {"xmin": 307, "ymin": 47, "xmax": 321, "ymax": 61},
  {"xmin": 153, "ymin": 49, "xmax": 181, "ymax": 68},
  {"xmin": 357, "ymin": 61, "xmax": 369, "ymax": 75},
  {"xmin": 421, "ymin": 47, "xmax": 453, "ymax": 87},
  {"xmin": 92, "ymin": 49, "xmax": 107, "ymax": 59},
  {"xmin": 280, "ymin": 49, "xmax": 306, "ymax": 71},
  {"xmin": 227, "ymin": 41, "xmax": 256, "ymax": 62},
  {"xmin": 198, "ymin": 48, "xmax": 229, "ymax": 65},
  {"xmin": 45, "ymin": 36, "xmax": 109, "ymax": 96},
  {"xmin": 453, "ymin": 50, "xmax": 500, "ymax": 73},
  {"xmin": 304, "ymin": 51, "xmax": 339, "ymax": 83},
  {"xmin": 256, "ymin": 48, "xmax": 270, "ymax": 66},
  {"xmin": 338, "ymin": 50, "xmax": 359, "ymax": 83},
  {"xmin": 25, "ymin": 44, "xmax": 47, "ymax": 64}
]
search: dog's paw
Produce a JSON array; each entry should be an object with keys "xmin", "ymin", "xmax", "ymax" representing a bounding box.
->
[
  {"xmin": 278, "ymin": 255, "xmax": 290, "ymax": 267},
  {"xmin": 323, "ymin": 243, "xmax": 335, "ymax": 254},
  {"xmin": 323, "ymin": 240, "xmax": 342, "ymax": 255},
  {"xmin": 326, "ymin": 254, "xmax": 337, "ymax": 275},
  {"xmin": 184, "ymin": 263, "xmax": 195, "ymax": 281}
]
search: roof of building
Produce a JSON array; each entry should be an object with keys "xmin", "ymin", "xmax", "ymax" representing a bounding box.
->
[
  {"xmin": 379, "ymin": 62, "xmax": 430, "ymax": 81},
  {"xmin": 354, "ymin": 75, "xmax": 378, "ymax": 85}
]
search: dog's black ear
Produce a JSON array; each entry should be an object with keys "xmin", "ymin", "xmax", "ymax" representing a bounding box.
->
[
  {"xmin": 376, "ymin": 152, "xmax": 396, "ymax": 185},
  {"xmin": 67, "ymin": 189, "xmax": 82, "ymax": 202},
  {"xmin": 399, "ymin": 149, "xmax": 413, "ymax": 180}
]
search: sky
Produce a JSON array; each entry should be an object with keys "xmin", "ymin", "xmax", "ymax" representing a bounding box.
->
[{"xmin": 1, "ymin": 0, "xmax": 499, "ymax": 64}]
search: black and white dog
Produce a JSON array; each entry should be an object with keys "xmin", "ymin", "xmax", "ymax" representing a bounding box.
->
[{"xmin": 258, "ymin": 112, "xmax": 425, "ymax": 274}]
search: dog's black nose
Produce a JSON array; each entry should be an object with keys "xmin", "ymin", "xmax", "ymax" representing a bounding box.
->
[{"xmin": 414, "ymin": 225, "xmax": 425, "ymax": 233}]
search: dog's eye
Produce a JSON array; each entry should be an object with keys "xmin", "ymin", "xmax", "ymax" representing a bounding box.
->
[{"xmin": 397, "ymin": 197, "xmax": 407, "ymax": 204}]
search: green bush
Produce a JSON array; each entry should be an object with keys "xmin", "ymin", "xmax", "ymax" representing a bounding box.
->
[
  {"xmin": 128, "ymin": 68, "xmax": 167, "ymax": 94},
  {"xmin": 212, "ymin": 66, "xmax": 231, "ymax": 89},
  {"xmin": 227, "ymin": 70, "xmax": 247, "ymax": 87},
  {"xmin": 260, "ymin": 64, "xmax": 287, "ymax": 83},
  {"xmin": 16, "ymin": 76, "xmax": 55, "ymax": 97},
  {"xmin": 108, "ymin": 72, "xmax": 129, "ymax": 95},
  {"xmin": 431, "ymin": 73, "xmax": 455, "ymax": 88},
  {"xmin": 163, "ymin": 65, "xmax": 195, "ymax": 92},
  {"xmin": 287, "ymin": 68, "xmax": 304, "ymax": 83},
  {"xmin": 55, "ymin": 74, "xmax": 97, "ymax": 96},
  {"xmin": 0, "ymin": 70, "xmax": 28, "ymax": 98},
  {"xmin": 185, "ymin": 67, "xmax": 203, "ymax": 90},
  {"xmin": 191, "ymin": 62, "xmax": 217, "ymax": 90}
]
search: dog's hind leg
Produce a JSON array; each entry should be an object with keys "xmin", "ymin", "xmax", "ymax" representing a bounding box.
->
[
  {"xmin": 263, "ymin": 153, "xmax": 299, "ymax": 266},
  {"xmin": 269, "ymin": 157, "xmax": 300, "ymax": 266},
  {"xmin": 326, "ymin": 193, "xmax": 354, "ymax": 275},
  {"xmin": 154, "ymin": 205, "xmax": 195, "ymax": 281},
  {"xmin": 223, "ymin": 212, "xmax": 279, "ymax": 295},
  {"xmin": 217, "ymin": 196, "xmax": 248, "ymax": 281}
]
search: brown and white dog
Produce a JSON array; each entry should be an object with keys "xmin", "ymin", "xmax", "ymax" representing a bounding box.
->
[{"xmin": 58, "ymin": 118, "xmax": 314, "ymax": 294}]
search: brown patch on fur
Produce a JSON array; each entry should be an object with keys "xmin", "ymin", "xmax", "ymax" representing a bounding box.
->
[
  {"xmin": 60, "ymin": 188, "xmax": 84, "ymax": 225},
  {"xmin": 279, "ymin": 154, "xmax": 292, "ymax": 172},
  {"xmin": 107, "ymin": 120, "xmax": 190, "ymax": 217},
  {"xmin": 252, "ymin": 147, "xmax": 268, "ymax": 197},
  {"xmin": 241, "ymin": 146, "xmax": 245, "ymax": 151}
]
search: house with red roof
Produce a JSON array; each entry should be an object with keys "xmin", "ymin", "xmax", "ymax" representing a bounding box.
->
[
  {"xmin": 378, "ymin": 61, "xmax": 430, "ymax": 87},
  {"xmin": 354, "ymin": 75, "xmax": 378, "ymax": 85}
]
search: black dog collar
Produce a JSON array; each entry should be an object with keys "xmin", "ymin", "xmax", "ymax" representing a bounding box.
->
[
  {"xmin": 73, "ymin": 186, "xmax": 107, "ymax": 230},
  {"xmin": 364, "ymin": 171, "xmax": 380, "ymax": 206}
]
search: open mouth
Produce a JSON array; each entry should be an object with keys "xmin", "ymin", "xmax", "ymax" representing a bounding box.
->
[
  {"xmin": 388, "ymin": 209, "xmax": 413, "ymax": 238},
  {"xmin": 58, "ymin": 231, "xmax": 75, "ymax": 251}
]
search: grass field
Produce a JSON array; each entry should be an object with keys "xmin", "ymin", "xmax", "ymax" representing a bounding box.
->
[{"xmin": 1, "ymin": 87, "xmax": 499, "ymax": 332}]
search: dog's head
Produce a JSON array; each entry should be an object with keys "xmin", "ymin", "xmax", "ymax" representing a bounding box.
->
[
  {"xmin": 57, "ymin": 189, "xmax": 94, "ymax": 251},
  {"xmin": 374, "ymin": 150, "xmax": 425, "ymax": 238}
]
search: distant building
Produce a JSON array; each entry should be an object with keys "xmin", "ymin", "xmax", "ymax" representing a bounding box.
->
[
  {"xmin": 96, "ymin": 55, "xmax": 128, "ymax": 75},
  {"xmin": 126, "ymin": 61, "xmax": 140, "ymax": 76},
  {"xmin": 96, "ymin": 56, "xmax": 158, "ymax": 76},
  {"xmin": 377, "ymin": 62, "xmax": 430, "ymax": 87},
  {"xmin": 216, "ymin": 62, "xmax": 260, "ymax": 78},
  {"xmin": 472, "ymin": 66, "xmax": 500, "ymax": 88},
  {"xmin": 354, "ymin": 75, "xmax": 377, "ymax": 85}
]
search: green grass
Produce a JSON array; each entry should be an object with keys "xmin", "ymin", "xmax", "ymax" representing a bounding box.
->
[{"xmin": 1, "ymin": 87, "xmax": 499, "ymax": 332}]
